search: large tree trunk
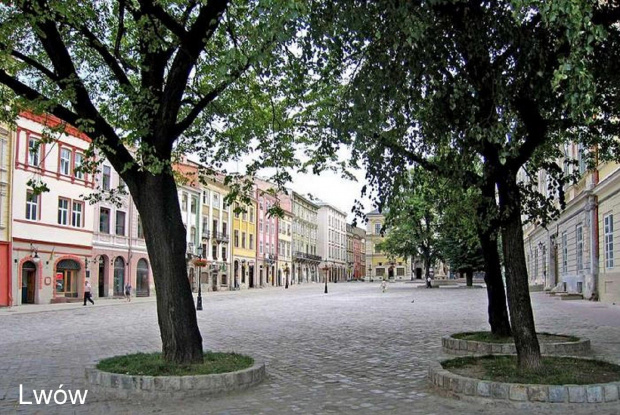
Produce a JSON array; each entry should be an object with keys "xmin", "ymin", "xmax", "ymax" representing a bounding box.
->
[
  {"xmin": 497, "ymin": 171, "xmax": 541, "ymax": 371},
  {"xmin": 131, "ymin": 172, "xmax": 204, "ymax": 364},
  {"xmin": 476, "ymin": 170, "xmax": 512, "ymax": 337},
  {"xmin": 478, "ymin": 229, "xmax": 512, "ymax": 337}
]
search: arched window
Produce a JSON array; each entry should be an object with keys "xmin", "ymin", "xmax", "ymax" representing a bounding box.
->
[
  {"xmin": 113, "ymin": 257, "xmax": 125, "ymax": 296},
  {"xmin": 136, "ymin": 259, "xmax": 150, "ymax": 297}
]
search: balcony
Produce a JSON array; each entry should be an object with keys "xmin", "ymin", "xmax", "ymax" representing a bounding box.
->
[
  {"xmin": 201, "ymin": 229, "xmax": 210, "ymax": 240},
  {"xmin": 294, "ymin": 251, "xmax": 322, "ymax": 263},
  {"xmin": 212, "ymin": 231, "xmax": 229, "ymax": 243}
]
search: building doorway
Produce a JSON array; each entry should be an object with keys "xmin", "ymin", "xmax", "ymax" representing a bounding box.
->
[
  {"xmin": 21, "ymin": 261, "xmax": 36, "ymax": 304},
  {"xmin": 97, "ymin": 256, "xmax": 107, "ymax": 297},
  {"xmin": 56, "ymin": 259, "xmax": 80, "ymax": 298},
  {"xmin": 249, "ymin": 265, "xmax": 254, "ymax": 288},
  {"xmin": 113, "ymin": 257, "xmax": 125, "ymax": 296},
  {"xmin": 136, "ymin": 259, "xmax": 150, "ymax": 297}
]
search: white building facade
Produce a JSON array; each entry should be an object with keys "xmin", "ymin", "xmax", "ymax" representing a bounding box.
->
[{"xmin": 317, "ymin": 202, "xmax": 347, "ymax": 282}]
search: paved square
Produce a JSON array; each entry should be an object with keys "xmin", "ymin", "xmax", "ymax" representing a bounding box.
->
[{"xmin": 1, "ymin": 282, "xmax": 620, "ymax": 414}]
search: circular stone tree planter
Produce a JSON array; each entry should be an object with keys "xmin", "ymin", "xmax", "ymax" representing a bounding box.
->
[
  {"xmin": 86, "ymin": 360, "xmax": 266, "ymax": 400},
  {"xmin": 442, "ymin": 332, "xmax": 590, "ymax": 356},
  {"xmin": 428, "ymin": 358, "xmax": 620, "ymax": 405}
]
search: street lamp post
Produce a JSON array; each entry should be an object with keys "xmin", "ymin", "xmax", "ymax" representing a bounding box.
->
[
  {"xmin": 284, "ymin": 264, "xmax": 290, "ymax": 289},
  {"xmin": 322, "ymin": 264, "xmax": 330, "ymax": 294},
  {"xmin": 196, "ymin": 246, "xmax": 205, "ymax": 311}
]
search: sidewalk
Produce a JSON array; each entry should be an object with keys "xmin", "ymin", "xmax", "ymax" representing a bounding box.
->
[{"xmin": 0, "ymin": 295, "xmax": 156, "ymax": 316}]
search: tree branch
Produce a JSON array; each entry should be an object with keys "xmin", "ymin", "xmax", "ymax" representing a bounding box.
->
[
  {"xmin": 159, "ymin": 0, "xmax": 229, "ymax": 142},
  {"xmin": 173, "ymin": 58, "xmax": 251, "ymax": 135},
  {"xmin": 507, "ymin": 96, "xmax": 548, "ymax": 171},
  {"xmin": 137, "ymin": 0, "xmax": 189, "ymax": 40},
  {"xmin": 4, "ymin": 47, "xmax": 58, "ymax": 81}
]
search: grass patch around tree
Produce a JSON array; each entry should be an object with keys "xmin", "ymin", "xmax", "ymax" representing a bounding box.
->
[
  {"xmin": 452, "ymin": 331, "xmax": 579, "ymax": 344},
  {"xmin": 97, "ymin": 352, "xmax": 254, "ymax": 376},
  {"xmin": 442, "ymin": 355, "xmax": 620, "ymax": 385}
]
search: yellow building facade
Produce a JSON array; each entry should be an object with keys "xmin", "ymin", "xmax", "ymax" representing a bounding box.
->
[
  {"xmin": 365, "ymin": 210, "xmax": 411, "ymax": 281},
  {"xmin": 232, "ymin": 197, "xmax": 258, "ymax": 289}
]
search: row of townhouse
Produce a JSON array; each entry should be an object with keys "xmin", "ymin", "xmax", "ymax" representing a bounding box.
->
[
  {"xmin": 0, "ymin": 112, "xmax": 370, "ymax": 306},
  {"xmin": 522, "ymin": 142, "xmax": 620, "ymax": 304}
]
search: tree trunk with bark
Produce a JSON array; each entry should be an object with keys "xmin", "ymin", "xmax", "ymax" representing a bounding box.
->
[
  {"xmin": 478, "ymin": 229, "xmax": 512, "ymax": 337},
  {"xmin": 497, "ymin": 171, "xmax": 541, "ymax": 371},
  {"xmin": 476, "ymin": 170, "xmax": 512, "ymax": 337},
  {"xmin": 131, "ymin": 172, "xmax": 204, "ymax": 364}
]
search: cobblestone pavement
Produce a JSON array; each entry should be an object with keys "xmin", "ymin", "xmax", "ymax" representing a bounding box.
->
[{"xmin": 1, "ymin": 282, "xmax": 620, "ymax": 415}]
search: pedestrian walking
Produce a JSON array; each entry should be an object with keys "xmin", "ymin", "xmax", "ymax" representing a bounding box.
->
[
  {"xmin": 124, "ymin": 282, "xmax": 132, "ymax": 302},
  {"xmin": 83, "ymin": 281, "xmax": 94, "ymax": 306},
  {"xmin": 381, "ymin": 279, "xmax": 387, "ymax": 293}
]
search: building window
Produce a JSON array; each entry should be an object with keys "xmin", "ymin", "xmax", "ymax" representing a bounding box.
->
[
  {"xmin": 250, "ymin": 234, "xmax": 254, "ymax": 250},
  {"xmin": 234, "ymin": 204, "xmax": 240, "ymax": 219},
  {"xmin": 222, "ymin": 222, "xmax": 227, "ymax": 236},
  {"xmin": 222, "ymin": 246, "xmax": 227, "ymax": 260},
  {"xmin": 102, "ymin": 165, "xmax": 111, "ymax": 190},
  {"xmin": 25, "ymin": 191, "xmax": 39, "ymax": 220},
  {"xmin": 234, "ymin": 230, "xmax": 239, "ymax": 247},
  {"xmin": 605, "ymin": 214, "xmax": 614, "ymax": 269},
  {"xmin": 260, "ymin": 241, "xmax": 263, "ymax": 254},
  {"xmin": 562, "ymin": 231, "xmax": 568, "ymax": 274},
  {"xmin": 190, "ymin": 226, "xmax": 196, "ymax": 244},
  {"xmin": 100, "ymin": 207, "xmax": 110, "ymax": 233},
  {"xmin": 212, "ymin": 244, "xmax": 218, "ymax": 260},
  {"xmin": 242, "ymin": 232, "xmax": 246, "ymax": 249},
  {"xmin": 181, "ymin": 193, "xmax": 188, "ymax": 212},
  {"xmin": 28, "ymin": 137, "xmax": 41, "ymax": 166},
  {"xmin": 72, "ymin": 201, "xmax": 83, "ymax": 227},
  {"xmin": 58, "ymin": 198, "xmax": 69, "ymax": 225},
  {"xmin": 60, "ymin": 148, "xmax": 71, "ymax": 175},
  {"xmin": 202, "ymin": 190, "xmax": 209, "ymax": 205},
  {"xmin": 374, "ymin": 223, "xmax": 381, "ymax": 234},
  {"xmin": 259, "ymin": 219, "xmax": 263, "ymax": 233},
  {"xmin": 116, "ymin": 211, "xmax": 126, "ymax": 235},
  {"xmin": 74, "ymin": 153, "xmax": 84, "ymax": 179},
  {"xmin": 576, "ymin": 224, "xmax": 583, "ymax": 271},
  {"xmin": 137, "ymin": 215, "xmax": 144, "ymax": 238},
  {"xmin": 212, "ymin": 193, "xmax": 219, "ymax": 209},
  {"xmin": 250, "ymin": 207, "xmax": 254, "ymax": 223},
  {"xmin": 190, "ymin": 197, "xmax": 197, "ymax": 214},
  {"xmin": 578, "ymin": 144, "xmax": 586, "ymax": 175}
]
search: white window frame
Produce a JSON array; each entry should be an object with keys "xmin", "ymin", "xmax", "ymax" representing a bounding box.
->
[
  {"xmin": 60, "ymin": 148, "xmax": 71, "ymax": 176},
  {"xmin": 28, "ymin": 137, "xmax": 41, "ymax": 167},
  {"xmin": 576, "ymin": 224, "xmax": 583, "ymax": 271},
  {"xmin": 25, "ymin": 191, "xmax": 39, "ymax": 221},
  {"xmin": 72, "ymin": 201, "xmax": 83, "ymax": 227},
  {"xmin": 58, "ymin": 198, "xmax": 69, "ymax": 225},
  {"xmin": 562, "ymin": 231, "xmax": 568, "ymax": 274},
  {"xmin": 74, "ymin": 153, "xmax": 84, "ymax": 179},
  {"xmin": 605, "ymin": 214, "xmax": 614, "ymax": 269}
]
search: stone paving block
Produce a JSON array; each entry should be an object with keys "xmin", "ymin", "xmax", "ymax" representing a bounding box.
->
[
  {"xmin": 604, "ymin": 384, "xmax": 619, "ymax": 402},
  {"xmin": 509, "ymin": 384, "xmax": 527, "ymax": 401},
  {"xmin": 586, "ymin": 385, "xmax": 603, "ymax": 403},
  {"xmin": 527, "ymin": 385, "xmax": 548, "ymax": 402},
  {"xmin": 490, "ymin": 382, "xmax": 509, "ymax": 399},
  {"xmin": 477, "ymin": 381, "xmax": 491, "ymax": 397},
  {"xmin": 568, "ymin": 386, "xmax": 586, "ymax": 403},
  {"xmin": 548, "ymin": 386, "xmax": 567, "ymax": 403},
  {"xmin": 463, "ymin": 380, "xmax": 476, "ymax": 396}
]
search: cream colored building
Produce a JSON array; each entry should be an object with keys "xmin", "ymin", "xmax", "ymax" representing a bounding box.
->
[
  {"xmin": 11, "ymin": 112, "xmax": 95, "ymax": 304},
  {"xmin": 0, "ymin": 125, "xmax": 13, "ymax": 306},
  {"xmin": 522, "ymin": 143, "xmax": 620, "ymax": 303}
]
